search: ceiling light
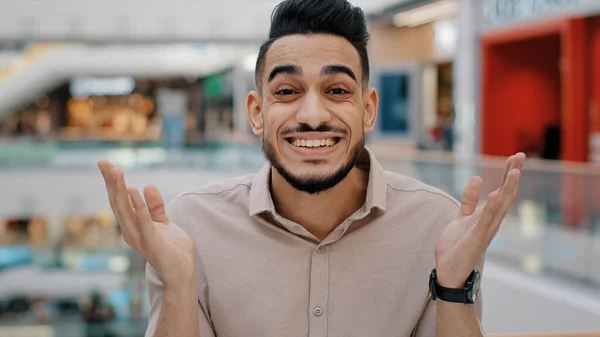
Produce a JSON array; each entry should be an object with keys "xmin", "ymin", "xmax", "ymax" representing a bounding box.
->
[{"xmin": 393, "ymin": 0, "xmax": 459, "ymax": 28}]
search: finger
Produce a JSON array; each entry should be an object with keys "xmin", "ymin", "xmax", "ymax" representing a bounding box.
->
[
  {"xmin": 144, "ymin": 185, "xmax": 169, "ymax": 224},
  {"xmin": 113, "ymin": 168, "xmax": 140, "ymax": 244},
  {"xmin": 498, "ymin": 156, "xmax": 513, "ymax": 191},
  {"xmin": 511, "ymin": 152, "xmax": 526, "ymax": 172},
  {"xmin": 97, "ymin": 160, "xmax": 119, "ymax": 214},
  {"xmin": 487, "ymin": 169, "xmax": 521, "ymax": 241},
  {"xmin": 470, "ymin": 189, "xmax": 501, "ymax": 241},
  {"xmin": 499, "ymin": 153, "xmax": 526, "ymax": 192},
  {"xmin": 128, "ymin": 187, "xmax": 156, "ymax": 240},
  {"xmin": 459, "ymin": 176, "xmax": 483, "ymax": 217}
]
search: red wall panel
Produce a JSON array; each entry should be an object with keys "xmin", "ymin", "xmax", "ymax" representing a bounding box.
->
[
  {"xmin": 482, "ymin": 34, "xmax": 561, "ymax": 157},
  {"xmin": 482, "ymin": 18, "xmax": 589, "ymax": 162},
  {"xmin": 561, "ymin": 18, "xmax": 588, "ymax": 162}
]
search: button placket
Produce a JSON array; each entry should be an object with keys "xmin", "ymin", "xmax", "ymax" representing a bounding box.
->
[{"xmin": 308, "ymin": 244, "xmax": 329, "ymax": 336}]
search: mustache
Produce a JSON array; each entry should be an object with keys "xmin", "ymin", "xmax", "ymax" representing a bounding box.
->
[{"xmin": 280, "ymin": 123, "xmax": 347, "ymax": 136}]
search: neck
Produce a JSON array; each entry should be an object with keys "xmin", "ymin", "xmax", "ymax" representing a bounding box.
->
[{"xmin": 270, "ymin": 167, "xmax": 369, "ymax": 241}]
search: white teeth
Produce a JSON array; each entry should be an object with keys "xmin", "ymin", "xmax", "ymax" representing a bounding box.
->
[{"xmin": 292, "ymin": 138, "xmax": 337, "ymax": 148}]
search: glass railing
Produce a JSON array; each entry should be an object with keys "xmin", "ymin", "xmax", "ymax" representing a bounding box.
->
[
  {"xmin": 0, "ymin": 140, "xmax": 265, "ymax": 171},
  {"xmin": 1, "ymin": 142, "xmax": 599, "ymax": 334}
]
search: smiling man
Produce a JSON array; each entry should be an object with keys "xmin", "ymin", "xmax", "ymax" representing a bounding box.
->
[{"xmin": 97, "ymin": 0, "xmax": 525, "ymax": 336}]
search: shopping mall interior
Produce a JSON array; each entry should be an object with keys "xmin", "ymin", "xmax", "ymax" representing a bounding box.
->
[{"xmin": 1, "ymin": 0, "xmax": 600, "ymax": 336}]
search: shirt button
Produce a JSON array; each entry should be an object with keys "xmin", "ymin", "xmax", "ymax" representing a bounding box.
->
[
  {"xmin": 316, "ymin": 246, "xmax": 324, "ymax": 254},
  {"xmin": 313, "ymin": 307, "xmax": 323, "ymax": 316}
]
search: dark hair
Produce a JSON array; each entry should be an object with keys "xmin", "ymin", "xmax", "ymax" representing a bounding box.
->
[{"xmin": 255, "ymin": 0, "xmax": 371, "ymax": 89}]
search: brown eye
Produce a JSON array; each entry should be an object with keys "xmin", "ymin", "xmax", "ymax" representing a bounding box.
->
[
  {"xmin": 328, "ymin": 88, "xmax": 349, "ymax": 95},
  {"xmin": 275, "ymin": 88, "xmax": 296, "ymax": 96}
]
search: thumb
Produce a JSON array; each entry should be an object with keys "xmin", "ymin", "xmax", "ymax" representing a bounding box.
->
[
  {"xmin": 459, "ymin": 176, "xmax": 483, "ymax": 218},
  {"xmin": 143, "ymin": 185, "xmax": 169, "ymax": 224}
]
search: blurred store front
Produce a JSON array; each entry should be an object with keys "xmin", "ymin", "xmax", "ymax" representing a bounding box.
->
[
  {"xmin": 478, "ymin": 0, "xmax": 600, "ymax": 232},
  {"xmin": 480, "ymin": 0, "xmax": 600, "ymax": 163},
  {"xmin": 368, "ymin": 0, "xmax": 459, "ymax": 151},
  {"xmin": 0, "ymin": 72, "xmax": 242, "ymax": 147}
]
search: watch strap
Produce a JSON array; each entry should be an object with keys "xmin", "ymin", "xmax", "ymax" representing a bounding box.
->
[
  {"xmin": 429, "ymin": 268, "xmax": 477, "ymax": 304},
  {"xmin": 433, "ymin": 281, "xmax": 469, "ymax": 303}
]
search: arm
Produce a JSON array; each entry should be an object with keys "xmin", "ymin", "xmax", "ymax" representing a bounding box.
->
[
  {"xmin": 96, "ymin": 161, "xmax": 214, "ymax": 337},
  {"xmin": 430, "ymin": 153, "xmax": 525, "ymax": 336},
  {"xmin": 435, "ymin": 301, "xmax": 483, "ymax": 337},
  {"xmin": 144, "ymin": 200, "xmax": 216, "ymax": 337},
  {"xmin": 146, "ymin": 264, "xmax": 201, "ymax": 337},
  {"xmin": 435, "ymin": 255, "xmax": 485, "ymax": 337},
  {"xmin": 415, "ymin": 257, "xmax": 485, "ymax": 337}
]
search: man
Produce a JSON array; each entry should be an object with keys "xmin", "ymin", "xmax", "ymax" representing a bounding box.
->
[{"xmin": 98, "ymin": 0, "xmax": 525, "ymax": 336}]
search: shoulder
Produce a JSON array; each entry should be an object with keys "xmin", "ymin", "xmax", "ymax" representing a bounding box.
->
[
  {"xmin": 166, "ymin": 174, "xmax": 255, "ymax": 216},
  {"xmin": 179, "ymin": 174, "xmax": 254, "ymax": 198},
  {"xmin": 384, "ymin": 170, "xmax": 460, "ymax": 210}
]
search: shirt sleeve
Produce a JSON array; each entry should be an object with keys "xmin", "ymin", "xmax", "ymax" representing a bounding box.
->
[
  {"xmin": 145, "ymin": 263, "xmax": 216, "ymax": 337},
  {"xmin": 144, "ymin": 198, "xmax": 216, "ymax": 337}
]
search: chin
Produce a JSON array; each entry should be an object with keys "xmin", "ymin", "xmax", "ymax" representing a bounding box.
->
[
  {"xmin": 263, "ymin": 135, "xmax": 364, "ymax": 194},
  {"xmin": 286, "ymin": 165, "xmax": 340, "ymax": 179}
]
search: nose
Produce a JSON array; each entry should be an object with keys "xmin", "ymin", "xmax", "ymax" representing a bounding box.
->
[{"xmin": 296, "ymin": 91, "xmax": 331, "ymax": 128}]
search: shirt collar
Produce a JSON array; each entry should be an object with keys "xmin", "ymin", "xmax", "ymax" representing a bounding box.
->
[{"xmin": 248, "ymin": 147, "xmax": 387, "ymax": 216}]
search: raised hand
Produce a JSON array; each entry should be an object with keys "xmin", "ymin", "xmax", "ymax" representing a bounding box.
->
[
  {"xmin": 97, "ymin": 160, "xmax": 197, "ymax": 288},
  {"xmin": 434, "ymin": 153, "xmax": 526, "ymax": 288}
]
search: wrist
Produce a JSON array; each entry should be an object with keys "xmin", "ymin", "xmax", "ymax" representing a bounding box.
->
[
  {"xmin": 435, "ymin": 269, "xmax": 466, "ymax": 289},
  {"xmin": 430, "ymin": 268, "xmax": 481, "ymax": 304},
  {"xmin": 436, "ymin": 274, "xmax": 465, "ymax": 289},
  {"xmin": 164, "ymin": 284, "xmax": 198, "ymax": 301},
  {"xmin": 163, "ymin": 273, "xmax": 198, "ymax": 296}
]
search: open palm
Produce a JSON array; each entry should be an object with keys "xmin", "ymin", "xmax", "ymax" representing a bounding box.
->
[
  {"xmin": 98, "ymin": 161, "xmax": 197, "ymax": 287},
  {"xmin": 434, "ymin": 153, "xmax": 526, "ymax": 288}
]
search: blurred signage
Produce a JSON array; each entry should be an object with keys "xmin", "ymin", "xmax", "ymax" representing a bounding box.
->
[
  {"xmin": 70, "ymin": 76, "xmax": 136, "ymax": 98},
  {"xmin": 483, "ymin": 0, "xmax": 594, "ymax": 27},
  {"xmin": 204, "ymin": 71, "xmax": 234, "ymax": 98},
  {"xmin": 204, "ymin": 75, "xmax": 223, "ymax": 98}
]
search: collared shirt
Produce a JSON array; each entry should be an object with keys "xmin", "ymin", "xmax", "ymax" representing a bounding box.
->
[{"xmin": 145, "ymin": 148, "xmax": 484, "ymax": 337}]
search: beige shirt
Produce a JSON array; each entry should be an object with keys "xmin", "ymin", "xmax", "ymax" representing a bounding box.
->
[{"xmin": 145, "ymin": 149, "xmax": 484, "ymax": 337}]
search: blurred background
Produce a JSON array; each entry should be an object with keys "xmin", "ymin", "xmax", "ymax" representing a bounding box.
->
[{"xmin": 1, "ymin": 0, "xmax": 600, "ymax": 336}]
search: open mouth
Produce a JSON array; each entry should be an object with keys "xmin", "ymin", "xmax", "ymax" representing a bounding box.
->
[{"xmin": 285, "ymin": 137, "xmax": 341, "ymax": 148}]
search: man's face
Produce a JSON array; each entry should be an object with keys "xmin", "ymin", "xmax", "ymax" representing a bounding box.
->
[{"xmin": 247, "ymin": 34, "xmax": 378, "ymax": 194}]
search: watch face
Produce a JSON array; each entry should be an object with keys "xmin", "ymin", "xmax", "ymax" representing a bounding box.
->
[
  {"xmin": 468, "ymin": 270, "xmax": 481, "ymax": 303},
  {"xmin": 429, "ymin": 269, "xmax": 437, "ymax": 300}
]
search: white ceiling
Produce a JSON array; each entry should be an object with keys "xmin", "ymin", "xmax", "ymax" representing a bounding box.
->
[{"xmin": 0, "ymin": 0, "xmax": 409, "ymax": 43}]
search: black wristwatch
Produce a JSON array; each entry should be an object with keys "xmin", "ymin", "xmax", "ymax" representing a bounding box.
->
[{"xmin": 429, "ymin": 268, "xmax": 481, "ymax": 304}]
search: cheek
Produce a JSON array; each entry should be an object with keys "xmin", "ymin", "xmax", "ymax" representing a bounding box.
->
[
  {"xmin": 265, "ymin": 105, "xmax": 296, "ymax": 133},
  {"xmin": 335, "ymin": 108, "xmax": 364, "ymax": 135}
]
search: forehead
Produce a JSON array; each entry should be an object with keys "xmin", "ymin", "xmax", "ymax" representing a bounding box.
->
[{"xmin": 264, "ymin": 34, "xmax": 362, "ymax": 80}]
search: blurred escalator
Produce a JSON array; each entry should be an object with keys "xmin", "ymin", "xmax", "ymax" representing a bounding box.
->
[
  {"xmin": 0, "ymin": 43, "xmax": 257, "ymax": 120},
  {"xmin": 0, "ymin": 43, "xmax": 61, "ymax": 118}
]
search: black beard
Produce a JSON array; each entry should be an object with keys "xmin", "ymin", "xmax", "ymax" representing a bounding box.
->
[{"xmin": 262, "ymin": 136, "xmax": 365, "ymax": 195}]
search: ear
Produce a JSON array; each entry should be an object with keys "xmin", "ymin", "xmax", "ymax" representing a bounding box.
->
[
  {"xmin": 363, "ymin": 88, "xmax": 378, "ymax": 133},
  {"xmin": 246, "ymin": 90, "xmax": 263, "ymax": 136}
]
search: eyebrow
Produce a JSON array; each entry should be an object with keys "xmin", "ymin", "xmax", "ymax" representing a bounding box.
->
[
  {"xmin": 267, "ymin": 64, "xmax": 359, "ymax": 84},
  {"xmin": 268, "ymin": 64, "xmax": 302, "ymax": 82},
  {"xmin": 321, "ymin": 64, "xmax": 358, "ymax": 83}
]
